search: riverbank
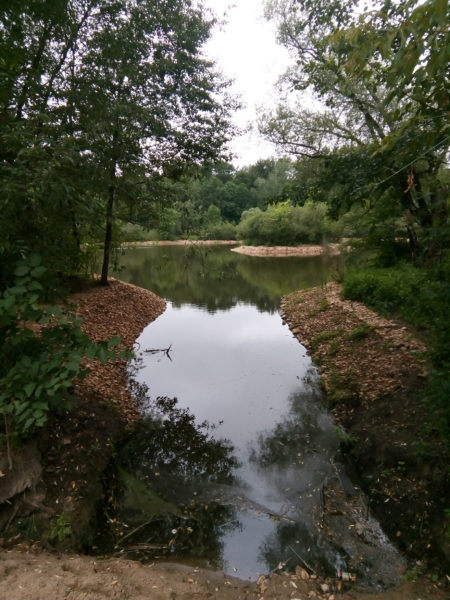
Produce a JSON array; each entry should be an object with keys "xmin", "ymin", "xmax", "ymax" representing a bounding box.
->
[
  {"xmin": 232, "ymin": 243, "xmax": 340, "ymax": 257},
  {"xmin": 121, "ymin": 239, "xmax": 341, "ymax": 257},
  {"xmin": 122, "ymin": 239, "xmax": 238, "ymax": 247},
  {"xmin": 1, "ymin": 278, "xmax": 448, "ymax": 599},
  {"xmin": 280, "ymin": 283, "xmax": 449, "ymax": 575}
]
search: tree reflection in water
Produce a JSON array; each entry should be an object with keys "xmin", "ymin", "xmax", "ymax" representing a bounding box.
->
[
  {"xmin": 105, "ymin": 386, "xmax": 241, "ymax": 567},
  {"xmin": 248, "ymin": 372, "xmax": 341, "ymax": 575}
]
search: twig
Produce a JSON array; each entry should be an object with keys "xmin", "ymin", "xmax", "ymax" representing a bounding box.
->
[
  {"xmin": 287, "ymin": 545, "xmax": 318, "ymax": 577},
  {"xmin": 116, "ymin": 518, "xmax": 156, "ymax": 546},
  {"xmin": 144, "ymin": 344, "xmax": 172, "ymax": 361}
]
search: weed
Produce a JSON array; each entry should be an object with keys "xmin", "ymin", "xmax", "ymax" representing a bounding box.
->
[
  {"xmin": 49, "ymin": 514, "xmax": 72, "ymax": 542},
  {"xmin": 328, "ymin": 339, "xmax": 340, "ymax": 356},
  {"xmin": 403, "ymin": 565, "xmax": 423, "ymax": 582},
  {"xmin": 347, "ymin": 323, "xmax": 372, "ymax": 341},
  {"xmin": 311, "ymin": 328, "xmax": 344, "ymax": 352},
  {"xmin": 334, "ymin": 425, "xmax": 359, "ymax": 450},
  {"xmin": 308, "ymin": 296, "xmax": 330, "ymax": 317},
  {"xmin": 326, "ymin": 368, "xmax": 358, "ymax": 403}
]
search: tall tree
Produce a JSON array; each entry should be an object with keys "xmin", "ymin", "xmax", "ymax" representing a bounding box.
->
[
  {"xmin": 262, "ymin": 0, "xmax": 449, "ymax": 256},
  {"xmin": 0, "ymin": 0, "xmax": 235, "ymax": 285}
]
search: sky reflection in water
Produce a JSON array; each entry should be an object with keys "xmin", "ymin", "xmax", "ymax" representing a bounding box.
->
[{"xmin": 133, "ymin": 295, "xmax": 337, "ymax": 578}]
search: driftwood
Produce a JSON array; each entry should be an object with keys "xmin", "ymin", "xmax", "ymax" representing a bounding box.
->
[{"xmin": 144, "ymin": 344, "xmax": 172, "ymax": 361}]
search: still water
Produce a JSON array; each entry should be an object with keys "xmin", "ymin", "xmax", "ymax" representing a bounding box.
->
[{"xmin": 112, "ymin": 245, "xmax": 403, "ymax": 584}]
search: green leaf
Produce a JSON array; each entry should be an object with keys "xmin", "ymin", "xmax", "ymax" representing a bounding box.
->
[
  {"xmin": 30, "ymin": 266, "xmax": 46, "ymax": 278},
  {"xmin": 24, "ymin": 382, "xmax": 36, "ymax": 397},
  {"xmin": 14, "ymin": 264, "xmax": 29, "ymax": 277}
]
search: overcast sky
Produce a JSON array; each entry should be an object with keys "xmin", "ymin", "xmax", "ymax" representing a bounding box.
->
[{"xmin": 202, "ymin": 0, "xmax": 291, "ymax": 167}]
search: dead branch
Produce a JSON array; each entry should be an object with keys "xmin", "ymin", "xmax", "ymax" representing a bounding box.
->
[{"xmin": 144, "ymin": 344, "xmax": 172, "ymax": 361}]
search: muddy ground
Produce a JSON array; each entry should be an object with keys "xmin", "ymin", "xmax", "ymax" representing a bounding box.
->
[{"xmin": 0, "ymin": 270, "xmax": 448, "ymax": 599}]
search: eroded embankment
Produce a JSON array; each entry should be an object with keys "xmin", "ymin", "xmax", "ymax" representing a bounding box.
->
[{"xmin": 280, "ymin": 282, "xmax": 449, "ymax": 572}]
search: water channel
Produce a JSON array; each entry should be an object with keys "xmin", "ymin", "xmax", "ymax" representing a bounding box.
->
[{"xmin": 111, "ymin": 244, "xmax": 404, "ymax": 586}]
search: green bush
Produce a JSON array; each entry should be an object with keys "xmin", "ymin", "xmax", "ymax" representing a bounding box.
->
[
  {"xmin": 120, "ymin": 222, "xmax": 155, "ymax": 242},
  {"xmin": 0, "ymin": 255, "xmax": 122, "ymax": 438},
  {"xmin": 200, "ymin": 221, "xmax": 236, "ymax": 240},
  {"xmin": 236, "ymin": 200, "xmax": 332, "ymax": 245}
]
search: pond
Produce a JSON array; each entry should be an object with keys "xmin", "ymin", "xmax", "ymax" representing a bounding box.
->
[{"xmin": 110, "ymin": 244, "xmax": 404, "ymax": 586}]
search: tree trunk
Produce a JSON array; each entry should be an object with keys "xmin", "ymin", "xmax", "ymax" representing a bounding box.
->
[{"xmin": 100, "ymin": 182, "xmax": 115, "ymax": 285}]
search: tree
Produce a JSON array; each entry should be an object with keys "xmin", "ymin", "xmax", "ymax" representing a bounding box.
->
[
  {"xmin": 0, "ymin": 0, "xmax": 105, "ymax": 285},
  {"xmin": 262, "ymin": 0, "xmax": 449, "ymax": 256},
  {"xmin": 0, "ymin": 0, "xmax": 235, "ymax": 286}
]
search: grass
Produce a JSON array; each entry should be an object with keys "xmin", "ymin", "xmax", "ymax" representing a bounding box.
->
[
  {"xmin": 308, "ymin": 296, "xmax": 330, "ymax": 317},
  {"xmin": 310, "ymin": 328, "xmax": 344, "ymax": 351},
  {"xmin": 347, "ymin": 323, "xmax": 372, "ymax": 341}
]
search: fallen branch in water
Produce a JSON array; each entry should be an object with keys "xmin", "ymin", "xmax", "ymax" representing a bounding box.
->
[{"xmin": 144, "ymin": 344, "xmax": 172, "ymax": 360}]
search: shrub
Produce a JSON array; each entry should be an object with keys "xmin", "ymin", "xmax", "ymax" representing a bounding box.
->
[
  {"xmin": 120, "ymin": 222, "xmax": 155, "ymax": 242},
  {"xmin": 236, "ymin": 200, "xmax": 330, "ymax": 245},
  {"xmin": 200, "ymin": 221, "xmax": 236, "ymax": 240},
  {"xmin": 0, "ymin": 255, "xmax": 122, "ymax": 438}
]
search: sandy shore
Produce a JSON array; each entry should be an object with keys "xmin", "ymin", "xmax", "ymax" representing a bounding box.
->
[
  {"xmin": 231, "ymin": 244, "xmax": 341, "ymax": 257},
  {"xmin": 122, "ymin": 240, "xmax": 341, "ymax": 257}
]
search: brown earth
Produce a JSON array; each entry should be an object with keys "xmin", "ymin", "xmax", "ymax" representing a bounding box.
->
[
  {"xmin": 0, "ymin": 546, "xmax": 447, "ymax": 600},
  {"xmin": 0, "ymin": 278, "xmax": 448, "ymax": 599},
  {"xmin": 280, "ymin": 283, "xmax": 449, "ymax": 575}
]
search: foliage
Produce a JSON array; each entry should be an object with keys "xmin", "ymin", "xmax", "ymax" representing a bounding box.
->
[
  {"xmin": 0, "ymin": 255, "xmax": 121, "ymax": 436},
  {"xmin": 237, "ymin": 200, "xmax": 333, "ymax": 245},
  {"xmin": 263, "ymin": 0, "xmax": 449, "ymax": 257},
  {"xmin": 119, "ymin": 222, "xmax": 156, "ymax": 243},
  {"xmin": 343, "ymin": 258, "xmax": 450, "ymax": 445},
  {"xmin": 49, "ymin": 514, "xmax": 72, "ymax": 542},
  {"xmin": 0, "ymin": 0, "xmax": 235, "ymax": 285}
]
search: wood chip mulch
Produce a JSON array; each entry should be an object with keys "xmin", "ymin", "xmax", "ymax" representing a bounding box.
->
[
  {"xmin": 280, "ymin": 282, "xmax": 426, "ymax": 405},
  {"xmin": 66, "ymin": 278, "xmax": 166, "ymax": 426}
]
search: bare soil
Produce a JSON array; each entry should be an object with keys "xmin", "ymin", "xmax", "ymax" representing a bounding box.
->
[
  {"xmin": 0, "ymin": 547, "xmax": 447, "ymax": 600},
  {"xmin": 1, "ymin": 277, "xmax": 448, "ymax": 599}
]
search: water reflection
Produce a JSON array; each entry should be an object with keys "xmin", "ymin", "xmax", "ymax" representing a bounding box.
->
[
  {"xmin": 112, "ymin": 245, "xmax": 404, "ymax": 584},
  {"xmin": 114, "ymin": 245, "xmax": 333, "ymax": 312},
  {"xmin": 104, "ymin": 390, "xmax": 241, "ymax": 568}
]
